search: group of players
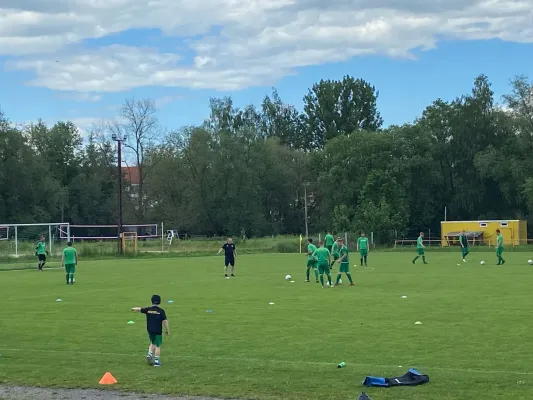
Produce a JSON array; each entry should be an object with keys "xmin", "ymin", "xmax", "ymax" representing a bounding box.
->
[
  {"xmin": 305, "ymin": 232, "xmax": 370, "ymax": 288},
  {"xmin": 34, "ymin": 235, "xmax": 78, "ymax": 283}
]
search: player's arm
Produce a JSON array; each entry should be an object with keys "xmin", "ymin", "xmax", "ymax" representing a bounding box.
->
[
  {"xmin": 61, "ymin": 252, "xmax": 65, "ymax": 267},
  {"xmin": 131, "ymin": 307, "xmax": 147, "ymax": 312},
  {"xmin": 75, "ymin": 251, "xmax": 78, "ymax": 265},
  {"xmin": 356, "ymin": 238, "xmax": 360, "ymax": 251},
  {"xmin": 217, "ymin": 245, "xmax": 224, "ymax": 255},
  {"xmin": 163, "ymin": 319, "xmax": 169, "ymax": 335},
  {"xmin": 233, "ymin": 246, "xmax": 237, "ymax": 258}
]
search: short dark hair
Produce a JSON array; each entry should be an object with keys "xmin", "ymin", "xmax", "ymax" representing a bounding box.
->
[
  {"xmin": 496, "ymin": 229, "xmax": 500, "ymax": 234},
  {"xmin": 67, "ymin": 241, "xmax": 72, "ymax": 246},
  {"xmin": 151, "ymin": 294, "xmax": 161, "ymax": 305},
  {"xmin": 319, "ymin": 240, "xmax": 324, "ymax": 246},
  {"xmin": 308, "ymin": 238, "xmax": 313, "ymax": 243}
]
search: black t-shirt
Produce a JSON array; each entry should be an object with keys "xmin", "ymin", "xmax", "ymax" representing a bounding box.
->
[
  {"xmin": 222, "ymin": 243, "xmax": 235, "ymax": 258},
  {"xmin": 141, "ymin": 306, "xmax": 167, "ymax": 335}
]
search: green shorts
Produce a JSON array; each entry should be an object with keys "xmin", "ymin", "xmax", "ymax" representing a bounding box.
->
[
  {"xmin": 318, "ymin": 262, "xmax": 330, "ymax": 275},
  {"xmin": 496, "ymin": 247, "xmax": 503, "ymax": 256},
  {"xmin": 339, "ymin": 262, "xmax": 350, "ymax": 273},
  {"xmin": 306, "ymin": 259, "xmax": 317, "ymax": 268},
  {"xmin": 461, "ymin": 248, "xmax": 469, "ymax": 257},
  {"xmin": 417, "ymin": 248, "xmax": 425, "ymax": 255},
  {"xmin": 359, "ymin": 249, "xmax": 368, "ymax": 257},
  {"xmin": 65, "ymin": 263, "xmax": 76, "ymax": 273},
  {"xmin": 149, "ymin": 333, "xmax": 163, "ymax": 347}
]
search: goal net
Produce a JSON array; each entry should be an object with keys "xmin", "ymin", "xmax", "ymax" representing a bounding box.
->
[
  {"xmin": 60, "ymin": 224, "xmax": 159, "ymax": 241},
  {"xmin": 0, "ymin": 223, "xmax": 70, "ymax": 258}
]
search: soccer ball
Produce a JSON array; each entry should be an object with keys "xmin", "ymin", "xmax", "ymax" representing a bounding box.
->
[
  {"xmin": 285, "ymin": 274, "xmax": 292, "ymax": 280},
  {"xmin": 480, "ymin": 261, "xmax": 485, "ymax": 265},
  {"xmin": 528, "ymin": 260, "xmax": 533, "ymax": 265}
]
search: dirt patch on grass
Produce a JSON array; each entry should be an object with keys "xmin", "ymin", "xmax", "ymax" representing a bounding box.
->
[{"xmin": 0, "ymin": 386, "xmax": 231, "ymax": 400}]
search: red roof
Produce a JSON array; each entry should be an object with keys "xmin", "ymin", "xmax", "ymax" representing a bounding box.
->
[{"xmin": 122, "ymin": 166, "xmax": 140, "ymax": 185}]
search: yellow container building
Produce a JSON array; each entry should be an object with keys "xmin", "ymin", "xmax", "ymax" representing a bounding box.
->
[{"xmin": 440, "ymin": 220, "xmax": 527, "ymax": 247}]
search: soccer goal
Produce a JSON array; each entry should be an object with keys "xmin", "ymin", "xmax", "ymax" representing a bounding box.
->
[
  {"xmin": 122, "ymin": 231, "xmax": 138, "ymax": 253},
  {"xmin": 0, "ymin": 223, "xmax": 71, "ymax": 258},
  {"xmin": 60, "ymin": 223, "xmax": 159, "ymax": 241}
]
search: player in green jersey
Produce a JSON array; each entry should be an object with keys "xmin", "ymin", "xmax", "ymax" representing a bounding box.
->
[
  {"xmin": 357, "ymin": 232, "xmax": 369, "ymax": 266},
  {"xmin": 306, "ymin": 238, "xmax": 319, "ymax": 283},
  {"xmin": 62, "ymin": 241, "xmax": 78, "ymax": 284},
  {"xmin": 459, "ymin": 230, "xmax": 469, "ymax": 262},
  {"xmin": 324, "ymin": 232, "xmax": 335, "ymax": 253},
  {"xmin": 35, "ymin": 235, "xmax": 48, "ymax": 271},
  {"xmin": 495, "ymin": 229, "xmax": 505, "ymax": 265},
  {"xmin": 330, "ymin": 238, "xmax": 340, "ymax": 269},
  {"xmin": 334, "ymin": 238, "xmax": 354, "ymax": 286},
  {"xmin": 412, "ymin": 232, "xmax": 428, "ymax": 264},
  {"xmin": 313, "ymin": 241, "xmax": 332, "ymax": 288}
]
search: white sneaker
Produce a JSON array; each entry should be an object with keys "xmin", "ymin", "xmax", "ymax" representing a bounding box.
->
[{"xmin": 462, "ymin": 259, "xmax": 467, "ymax": 263}]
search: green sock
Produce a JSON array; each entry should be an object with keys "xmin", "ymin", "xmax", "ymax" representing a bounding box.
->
[
  {"xmin": 319, "ymin": 275, "xmax": 324, "ymax": 286},
  {"xmin": 314, "ymin": 269, "xmax": 319, "ymax": 280},
  {"xmin": 413, "ymin": 256, "xmax": 419, "ymax": 263},
  {"xmin": 335, "ymin": 273, "xmax": 341, "ymax": 284},
  {"xmin": 347, "ymin": 273, "xmax": 353, "ymax": 283},
  {"xmin": 327, "ymin": 274, "xmax": 332, "ymax": 285},
  {"xmin": 360, "ymin": 257, "xmax": 363, "ymax": 265},
  {"xmin": 364, "ymin": 256, "xmax": 367, "ymax": 265},
  {"xmin": 70, "ymin": 273, "xmax": 74, "ymax": 282},
  {"xmin": 422, "ymin": 256, "xmax": 427, "ymax": 263},
  {"xmin": 306, "ymin": 268, "xmax": 310, "ymax": 280},
  {"xmin": 66, "ymin": 274, "xmax": 69, "ymax": 283}
]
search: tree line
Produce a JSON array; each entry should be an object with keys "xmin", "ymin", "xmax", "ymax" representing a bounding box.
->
[{"xmin": 1, "ymin": 74, "xmax": 533, "ymax": 241}]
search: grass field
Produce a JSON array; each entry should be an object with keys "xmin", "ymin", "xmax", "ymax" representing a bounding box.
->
[{"xmin": 1, "ymin": 251, "xmax": 533, "ymax": 400}]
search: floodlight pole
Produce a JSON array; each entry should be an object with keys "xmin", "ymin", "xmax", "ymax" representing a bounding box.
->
[
  {"xmin": 112, "ymin": 133, "xmax": 126, "ymax": 255},
  {"xmin": 304, "ymin": 184, "xmax": 309, "ymax": 238}
]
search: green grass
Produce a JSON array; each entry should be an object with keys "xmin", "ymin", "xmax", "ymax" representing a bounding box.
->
[{"xmin": 1, "ymin": 252, "xmax": 533, "ymax": 399}]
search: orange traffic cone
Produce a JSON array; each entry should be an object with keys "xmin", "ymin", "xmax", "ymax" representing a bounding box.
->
[{"xmin": 99, "ymin": 372, "xmax": 117, "ymax": 385}]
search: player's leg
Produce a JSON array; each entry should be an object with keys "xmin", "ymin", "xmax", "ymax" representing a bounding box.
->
[
  {"xmin": 412, "ymin": 251, "xmax": 420, "ymax": 263},
  {"xmin": 65, "ymin": 265, "xmax": 70, "ymax": 284},
  {"xmin": 324, "ymin": 265, "xmax": 332, "ymax": 286},
  {"xmin": 153, "ymin": 335, "xmax": 162, "ymax": 366},
  {"xmin": 343, "ymin": 263, "xmax": 354, "ymax": 285},
  {"xmin": 69, "ymin": 264, "xmax": 76, "ymax": 284},
  {"xmin": 363, "ymin": 250, "xmax": 368, "ymax": 266},
  {"xmin": 360, "ymin": 250, "xmax": 364, "ymax": 266},
  {"xmin": 224, "ymin": 258, "xmax": 229, "ymax": 277},
  {"xmin": 306, "ymin": 260, "xmax": 312, "ymax": 282},
  {"xmin": 422, "ymin": 250, "xmax": 427, "ymax": 264},
  {"xmin": 42, "ymin": 255, "xmax": 46, "ymax": 269},
  {"xmin": 230, "ymin": 259, "xmax": 235, "ymax": 276},
  {"xmin": 147, "ymin": 336, "xmax": 155, "ymax": 364},
  {"xmin": 37, "ymin": 254, "xmax": 43, "ymax": 270},
  {"xmin": 318, "ymin": 264, "xmax": 325, "ymax": 287}
]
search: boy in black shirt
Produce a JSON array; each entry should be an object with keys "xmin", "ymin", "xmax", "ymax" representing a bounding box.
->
[{"xmin": 131, "ymin": 294, "xmax": 169, "ymax": 367}]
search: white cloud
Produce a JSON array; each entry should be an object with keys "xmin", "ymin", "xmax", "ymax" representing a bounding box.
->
[{"xmin": 2, "ymin": 0, "xmax": 533, "ymax": 92}]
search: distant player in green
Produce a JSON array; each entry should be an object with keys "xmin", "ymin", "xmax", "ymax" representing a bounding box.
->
[
  {"xmin": 412, "ymin": 232, "xmax": 428, "ymax": 264},
  {"xmin": 459, "ymin": 230, "xmax": 469, "ymax": 262},
  {"xmin": 330, "ymin": 238, "xmax": 340, "ymax": 269},
  {"xmin": 131, "ymin": 295, "xmax": 169, "ymax": 367},
  {"xmin": 305, "ymin": 238, "xmax": 319, "ymax": 283},
  {"xmin": 334, "ymin": 238, "xmax": 354, "ymax": 286},
  {"xmin": 495, "ymin": 229, "xmax": 505, "ymax": 265},
  {"xmin": 35, "ymin": 235, "xmax": 48, "ymax": 271},
  {"xmin": 357, "ymin": 232, "xmax": 369, "ymax": 266},
  {"xmin": 61, "ymin": 241, "xmax": 78, "ymax": 284},
  {"xmin": 313, "ymin": 241, "xmax": 332, "ymax": 288}
]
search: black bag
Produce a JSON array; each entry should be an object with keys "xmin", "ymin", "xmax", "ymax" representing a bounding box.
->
[{"xmin": 363, "ymin": 368, "xmax": 429, "ymax": 387}]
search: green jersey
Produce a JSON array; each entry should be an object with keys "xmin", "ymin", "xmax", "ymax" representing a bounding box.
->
[
  {"xmin": 63, "ymin": 246, "xmax": 77, "ymax": 264},
  {"xmin": 307, "ymin": 244, "xmax": 317, "ymax": 260},
  {"xmin": 332, "ymin": 242, "xmax": 339, "ymax": 256},
  {"xmin": 417, "ymin": 236, "xmax": 424, "ymax": 248},
  {"xmin": 36, "ymin": 241, "xmax": 46, "ymax": 255},
  {"xmin": 313, "ymin": 247, "xmax": 330, "ymax": 264},
  {"xmin": 459, "ymin": 233, "xmax": 468, "ymax": 248},
  {"xmin": 496, "ymin": 234, "xmax": 503, "ymax": 249},
  {"xmin": 339, "ymin": 245, "xmax": 348, "ymax": 263},
  {"xmin": 325, "ymin": 234, "xmax": 334, "ymax": 246},
  {"xmin": 358, "ymin": 237, "xmax": 368, "ymax": 250}
]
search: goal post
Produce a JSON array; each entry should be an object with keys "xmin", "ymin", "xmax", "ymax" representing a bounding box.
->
[
  {"xmin": 122, "ymin": 231, "xmax": 138, "ymax": 253},
  {"xmin": 0, "ymin": 223, "xmax": 70, "ymax": 257}
]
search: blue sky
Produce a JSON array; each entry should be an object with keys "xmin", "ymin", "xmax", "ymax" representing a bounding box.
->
[{"xmin": 1, "ymin": 1, "xmax": 532, "ymax": 133}]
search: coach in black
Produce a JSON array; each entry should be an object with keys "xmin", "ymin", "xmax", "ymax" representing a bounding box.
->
[{"xmin": 217, "ymin": 237, "xmax": 237, "ymax": 278}]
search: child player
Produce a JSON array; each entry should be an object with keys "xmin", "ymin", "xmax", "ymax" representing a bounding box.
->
[
  {"xmin": 131, "ymin": 295, "xmax": 169, "ymax": 367},
  {"xmin": 305, "ymin": 238, "xmax": 319, "ymax": 283},
  {"xmin": 61, "ymin": 241, "xmax": 78, "ymax": 284},
  {"xmin": 35, "ymin": 235, "xmax": 48, "ymax": 271},
  {"xmin": 495, "ymin": 229, "xmax": 505, "ymax": 265},
  {"xmin": 334, "ymin": 238, "xmax": 354, "ymax": 286},
  {"xmin": 313, "ymin": 241, "xmax": 332, "ymax": 288}
]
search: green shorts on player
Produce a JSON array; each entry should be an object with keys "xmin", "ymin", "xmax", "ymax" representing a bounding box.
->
[
  {"xmin": 149, "ymin": 333, "xmax": 163, "ymax": 347},
  {"xmin": 62, "ymin": 243, "xmax": 78, "ymax": 284}
]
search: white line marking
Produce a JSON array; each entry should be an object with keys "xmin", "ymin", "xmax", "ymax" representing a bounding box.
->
[{"xmin": 0, "ymin": 348, "xmax": 530, "ymax": 376}]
